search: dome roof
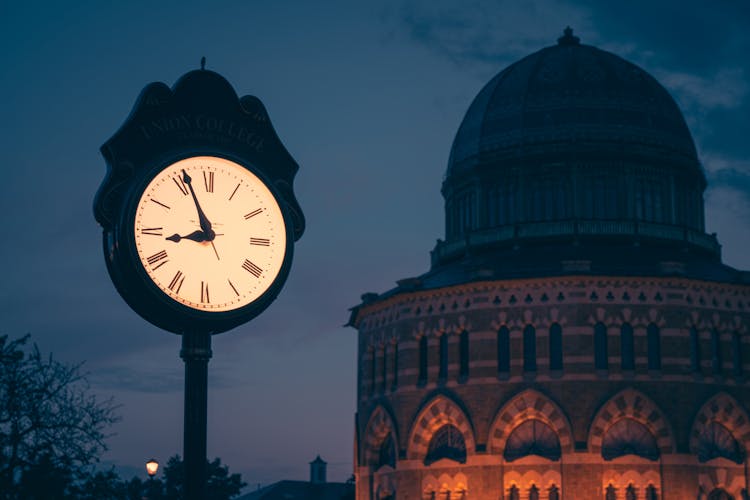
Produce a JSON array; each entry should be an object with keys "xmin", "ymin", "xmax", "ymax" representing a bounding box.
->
[
  {"xmin": 448, "ymin": 28, "xmax": 700, "ymax": 177},
  {"xmin": 430, "ymin": 28, "xmax": 720, "ymax": 274}
]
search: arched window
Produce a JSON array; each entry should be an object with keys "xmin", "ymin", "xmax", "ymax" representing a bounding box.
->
[
  {"xmin": 504, "ymin": 419, "xmax": 561, "ymax": 462},
  {"xmin": 459, "ymin": 330, "xmax": 469, "ymax": 380},
  {"xmin": 548, "ymin": 485, "xmax": 560, "ymax": 500},
  {"xmin": 732, "ymin": 332, "xmax": 742, "ymax": 378},
  {"xmin": 377, "ymin": 433, "xmax": 396, "ymax": 469},
  {"xmin": 595, "ymin": 322, "xmax": 608, "ymax": 370},
  {"xmin": 418, "ymin": 336, "xmax": 428, "ymax": 385},
  {"xmin": 690, "ymin": 327, "xmax": 701, "ymax": 373},
  {"xmin": 508, "ymin": 485, "xmax": 520, "ymax": 500},
  {"xmin": 601, "ymin": 418, "xmax": 659, "ymax": 461},
  {"xmin": 620, "ymin": 323, "xmax": 634, "ymax": 370},
  {"xmin": 645, "ymin": 485, "xmax": 658, "ymax": 500},
  {"xmin": 549, "ymin": 323, "xmax": 563, "ymax": 371},
  {"xmin": 497, "ymin": 326, "xmax": 510, "ymax": 375},
  {"xmin": 424, "ymin": 425, "xmax": 466, "ymax": 466},
  {"xmin": 696, "ymin": 421, "xmax": 745, "ymax": 464},
  {"xmin": 439, "ymin": 334, "xmax": 448, "ymax": 381},
  {"xmin": 524, "ymin": 325, "xmax": 537, "ymax": 372},
  {"xmin": 647, "ymin": 323, "xmax": 661, "ymax": 370},
  {"xmin": 605, "ymin": 484, "xmax": 617, "ymax": 500},
  {"xmin": 712, "ymin": 330, "xmax": 722, "ymax": 375},
  {"xmin": 529, "ymin": 484, "xmax": 540, "ymax": 500},
  {"xmin": 626, "ymin": 484, "xmax": 637, "ymax": 500}
]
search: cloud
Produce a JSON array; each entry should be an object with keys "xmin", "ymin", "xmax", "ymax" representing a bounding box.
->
[
  {"xmin": 390, "ymin": 0, "xmax": 591, "ymax": 68},
  {"xmin": 701, "ymin": 152, "xmax": 750, "ymax": 177},
  {"xmin": 655, "ymin": 67, "xmax": 747, "ymax": 111},
  {"xmin": 90, "ymin": 365, "xmax": 185, "ymax": 393},
  {"xmin": 705, "ymin": 185, "xmax": 750, "ymax": 269}
]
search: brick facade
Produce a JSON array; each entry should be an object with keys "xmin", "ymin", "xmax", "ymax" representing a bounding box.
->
[{"xmin": 352, "ymin": 277, "xmax": 750, "ymax": 499}]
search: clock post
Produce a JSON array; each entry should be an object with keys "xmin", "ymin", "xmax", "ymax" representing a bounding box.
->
[
  {"xmin": 94, "ymin": 63, "xmax": 305, "ymax": 500},
  {"xmin": 181, "ymin": 331, "xmax": 212, "ymax": 499}
]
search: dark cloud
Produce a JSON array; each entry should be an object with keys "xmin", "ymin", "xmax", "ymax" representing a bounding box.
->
[
  {"xmin": 392, "ymin": 0, "xmax": 592, "ymax": 71},
  {"xmin": 91, "ymin": 366, "xmax": 186, "ymax": 394}
]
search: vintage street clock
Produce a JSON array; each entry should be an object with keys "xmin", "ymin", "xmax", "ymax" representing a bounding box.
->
[{"xmin": 94, "ymin": 65, "xmax": 305, "ymax": 334}]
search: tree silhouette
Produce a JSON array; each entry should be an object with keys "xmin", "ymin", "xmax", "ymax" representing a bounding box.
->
[
  {"xmin": 117, "ymin": 455, "xmax": 245, "ymax": 499},
  {"xmin": 0, "ymin": 334, "xmax": 246, "ymax": 499},
  {"xmin": 0, "ymin": 334, "xmax": 119, "ymax": 498},
  {"xmin": 160, "ymin": 455, "xmax": 246, "ymax": 499}
]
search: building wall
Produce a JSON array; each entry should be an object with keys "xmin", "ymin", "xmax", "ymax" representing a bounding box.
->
[{"xmin": 353, "ymin": 276, "xmax": 750, "ymax": 500}]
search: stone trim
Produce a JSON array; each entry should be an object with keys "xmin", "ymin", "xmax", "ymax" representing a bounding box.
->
[
  {"xmin": 690, "ymin": 392, "xmax": 750, "ymax": 455},
  {"xmin": 407, "ymin": 395, "xmax": 476, "ymax": 461},
  {"xmin": 488, "ymin": 388, "xmax": 574, "ymax": 454},
  {"xmin": 589, "ymin": 388, "xmax": 675, "ymax": 455},
  {"xmin": 354, "ymin": 276, "xmax": 750, "ymax": 333}
]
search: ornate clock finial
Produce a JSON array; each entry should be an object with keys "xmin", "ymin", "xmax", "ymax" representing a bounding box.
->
[{"xmin": 200, "ymin": 56, "xmax": 206, "ymax": 70}]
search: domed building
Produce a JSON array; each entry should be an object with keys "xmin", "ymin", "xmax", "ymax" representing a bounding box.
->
[{"xmin": 348, "ymin": 29, "xmax": 750, "ymax": 500}]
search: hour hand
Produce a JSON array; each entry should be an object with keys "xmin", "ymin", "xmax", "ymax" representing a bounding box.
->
[
  {"xmin": 166, "ymin": 230, "xmax": 207, "ymax": 243},
  {"xmin": 182, "ymin": 169, "xmax": 215, "ymax": 240}
]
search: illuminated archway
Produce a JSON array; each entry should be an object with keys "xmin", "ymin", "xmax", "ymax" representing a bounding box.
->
[
  {"xmin": 407, "ymin": 395, "xmax": 475, "ymax": 461},
  {"xmin": 589, "ymin": 388, "xmax": 674, "ymax": 455},
  {"xmin": 488, "ymin": 389, "xmax": 573, "ymax": 455},
  {"xmin": 690, "ymin": 392, "xmax": 750, "ymax": 463}
]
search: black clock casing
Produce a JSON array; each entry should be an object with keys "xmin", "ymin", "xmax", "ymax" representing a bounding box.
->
[{"xmin": 94, "ymin": 68, "xmax": 305, "ymax": 334}]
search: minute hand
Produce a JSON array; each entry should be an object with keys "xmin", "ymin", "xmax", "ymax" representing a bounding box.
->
[{"xmin": 182, "ymin": 169, "xmax": 215, "ymax": 240}]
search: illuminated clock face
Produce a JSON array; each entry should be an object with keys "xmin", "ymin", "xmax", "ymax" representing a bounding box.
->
[{"xmin": 133, "ymin": 156, "xmax": 287, "ymax": 312}]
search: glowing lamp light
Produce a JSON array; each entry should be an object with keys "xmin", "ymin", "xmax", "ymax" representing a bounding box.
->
[{"xmin": 146, "ymin": 458, "xmax": 159, "ymax": 477}]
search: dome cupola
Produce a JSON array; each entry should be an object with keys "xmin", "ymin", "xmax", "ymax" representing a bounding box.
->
[{"xmin": 435, "ymin": 28, "xmax": 717, "ymax": 269}]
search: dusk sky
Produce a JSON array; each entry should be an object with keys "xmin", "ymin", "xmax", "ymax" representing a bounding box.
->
[{"xmin": 2, "ymin": 0, "xmax": 749, "ymax": 490}]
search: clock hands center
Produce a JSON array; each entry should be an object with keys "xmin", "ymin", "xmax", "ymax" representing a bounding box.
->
[
  {"xmin": 182, "ymin": 169, "xmax": 215, "ymax": 241},
  {"xmin": 166, "ymin": 230, "xmax": 225, "ymax": 242},
  {"xmin": 166, "ymin": 230, "xmax": 208, "ymax": 243}
]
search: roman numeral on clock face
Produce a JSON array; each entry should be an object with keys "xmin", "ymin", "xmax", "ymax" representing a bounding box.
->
[
  {"xmin": 147, "ymin": 250, "xmax": 168, "ymax": 270},
  {"xmin": 201, "ymin": 281, "xmax": 210, "ymax": 303},
  {"xmin": 173, "ymin": 175, "xmax": 189, "ymax": 196},
  {"xmin": 229, "ymin": 183, "xmax": 240, "ymax": 201},
  {"xmin": 151, "ymin": 199, "xmax": 170, "ymax": 210},
  {"xmin": 141, "ymin": 227, "xmax": 163, "ymax": 236},
  {"xmin": 250, "ymin": 237, "xmax": 270, "ymax": 246},
  {"xmin": 203, "ymin": 171, "xmax": 214, "ymax": 193},
  {"xmin": 228, "ymin": 279, "xmax": 239, "ymax": 296},
  {"xmin": 242, "ymin": 259, "xmax": 262, "ymax": 278},
  {"xmin": 168, "ymin": 270, "xmax": 185, "ymax": 293},
  {"xmin": 244, "ymin": 208, "xmax": 263, "ymax": 219}
]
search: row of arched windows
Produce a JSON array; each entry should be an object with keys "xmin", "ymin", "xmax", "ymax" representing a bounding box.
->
[
  {"xmin": 418, "ymin": 331, "xmax": 471, "ymax": 386},
  {"xmin": 378, "ymin": 416, "xmax": 744, "ymax": 469},
  {"xmin": 694, "ymin": 328, "xmax": 745, "ymax": 377},
  {"xmin": 507, "ymin": 484, "xmax": 560, "ymax": 500},
  {"xmin": 494, "ymin": 325, "xmax": 564, "ymax": 376},
  {"xmin": 367, "ymin": 325, "xmax": 743, "ymax": 394},
  {"xmin": 445, "ymin": 175, "xmax": 705, "ymax": 239},
  {"xmin": 380, "ymin": 419, "xmax": 743, "ymax": 470},
  {"xmin": 605, "ymin": 484, "xmax": 659, "ymax": 500},
  {"xmin": 595, "ymin": 322, "xmax": 661, "ymax": 371}
]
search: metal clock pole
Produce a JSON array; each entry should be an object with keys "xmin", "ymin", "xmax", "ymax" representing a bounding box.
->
[{"xmin": 180, "ymin": 330, "xmax": 212, "ymax": 500}]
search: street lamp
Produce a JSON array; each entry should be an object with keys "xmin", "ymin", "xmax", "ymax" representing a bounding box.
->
[
  {"xmin": 146, "ymin": 458, "xmax": 159, "ymax": 478},
  {"xmin": 145, "ymin": 459, "xmax": 160, "ymax": 500}
]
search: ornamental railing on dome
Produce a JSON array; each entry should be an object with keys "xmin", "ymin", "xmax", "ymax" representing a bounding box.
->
[{"xmin": 432, "ymin": 219, "xmax": 720, "ymax": 265}]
